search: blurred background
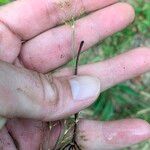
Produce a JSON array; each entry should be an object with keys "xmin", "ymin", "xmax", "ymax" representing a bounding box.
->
[{"xmin": 0, "ymin": 0, "xmax": 150, "ymax": 149}]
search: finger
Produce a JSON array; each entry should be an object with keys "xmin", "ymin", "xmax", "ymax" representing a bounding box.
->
[
  {"xmin": 76, "ymin": 119, "xmax": 150, "ymax": 150},
  {"xmin": 0, "ymin": 22, "xmax": 21, "ymax": 130},
  {"xmin": 6, "ymin": 119, "xmax": 44, "ymax": 150},
  {"xmin": 0, "ymin": 61, "xmax": 100, "ymax": 121},
  {"xmin": 0, "ymin": 21, "xmax": 21, "ymax": 63},
  {"xmin": 5, "ymin": 119, "xmax": 150, "ymax": 150},
  {"xmin": 55, "ymin": 47, "xmax": 150, "ymax": 92},
  {"xmin": 20, "ymin": 2, "xmax": 135, "ymax": 73},
  {"xmin": 0, "ymin": 127, "xmax": 16, "ymax": 149},
  {"xmin": 6, "ymin": 119, "xmax": 61, "ymax": 150},
  {"xmin": 0, "ymin": 0, "xmax": 117, "ymax": 40}
]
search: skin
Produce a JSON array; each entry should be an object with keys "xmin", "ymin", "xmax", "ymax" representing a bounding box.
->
[{"xmin": 0, "ymin": 0, "xmax": 149, "ymax": 149}]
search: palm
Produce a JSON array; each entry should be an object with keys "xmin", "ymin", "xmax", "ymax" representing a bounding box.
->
[{"xmin": 0, "ymin": 0, "xmax": 150, "ymax": 150}]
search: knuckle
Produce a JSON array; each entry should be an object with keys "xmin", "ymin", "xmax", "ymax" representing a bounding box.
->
[{"xmin": 39, "ymin": 73, "xmax": 59, "ymax": 104}]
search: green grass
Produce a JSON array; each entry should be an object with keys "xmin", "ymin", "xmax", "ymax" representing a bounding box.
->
[{"xmin": 0, "ymin": 0, "xmax": 10, "ymax": 5}]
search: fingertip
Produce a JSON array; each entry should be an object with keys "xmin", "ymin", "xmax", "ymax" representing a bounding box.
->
[
  {"xmin": 129, "ymin": 47, "xmax": 150, "ymax": 70},
  {"xmin": 69, "ymin": 76, "xmax": 101, "ymax": 101},
  {"xmin": 109, "ymin": 2, "xmax": 135, "ymax": 28},
  {"xmin": 102, "ymin": 119, "xmax": 150, "ymax": 147},
  {"xmin": 43, "ymin": 75, "xmax": 101, "ymax": 121},
  {"xmin": 131, "ymin": 118, "xmax": 150, "ymax": 137},
  {"xmin": 0, "ymin": 21, "xmax": 21, "ymax": 63},
  {"xmin": 118, "ymin": 2, "xmax": 135, "ymax": 23},
  {"xmin": 76, "ymin": 119, "xmax": 150, "ymax": 150}
]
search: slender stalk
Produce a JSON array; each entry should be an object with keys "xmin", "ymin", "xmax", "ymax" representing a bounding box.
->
[
  {"xmin": 74, "ymin": 41, "xmax": 84, "ymax": 75},
  {"xmin": 62, "ymin": 41, "xmax": 84, "ymax": 150}
]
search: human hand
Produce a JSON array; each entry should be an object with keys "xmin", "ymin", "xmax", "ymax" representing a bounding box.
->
[{"xmin": 0, "ymin": 0, "xmax": 150, "ymax": 149}]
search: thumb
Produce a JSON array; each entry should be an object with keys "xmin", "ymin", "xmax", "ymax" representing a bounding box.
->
[{"xmin": 0, "ymin": 61, "xmax": 100, "ymax": 121}]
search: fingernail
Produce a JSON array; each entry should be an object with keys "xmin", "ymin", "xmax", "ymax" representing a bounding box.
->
[
  {"xmin": 69, "ymin": 76, "xmax": 100, "ymax": 101},
  {"xmin": 0, "ymin": 116, "xmax": 7, "ymax": 130}
]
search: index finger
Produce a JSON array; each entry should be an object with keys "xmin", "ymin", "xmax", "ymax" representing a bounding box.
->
[{"xmin": 0, "ymin": 0, "xmax": 117, "ymax": 40}]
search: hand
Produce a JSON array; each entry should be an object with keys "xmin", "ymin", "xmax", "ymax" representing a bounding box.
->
[{"xmin": 0, "ymin": 0, "xmax": 149, "ymax": 149}]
